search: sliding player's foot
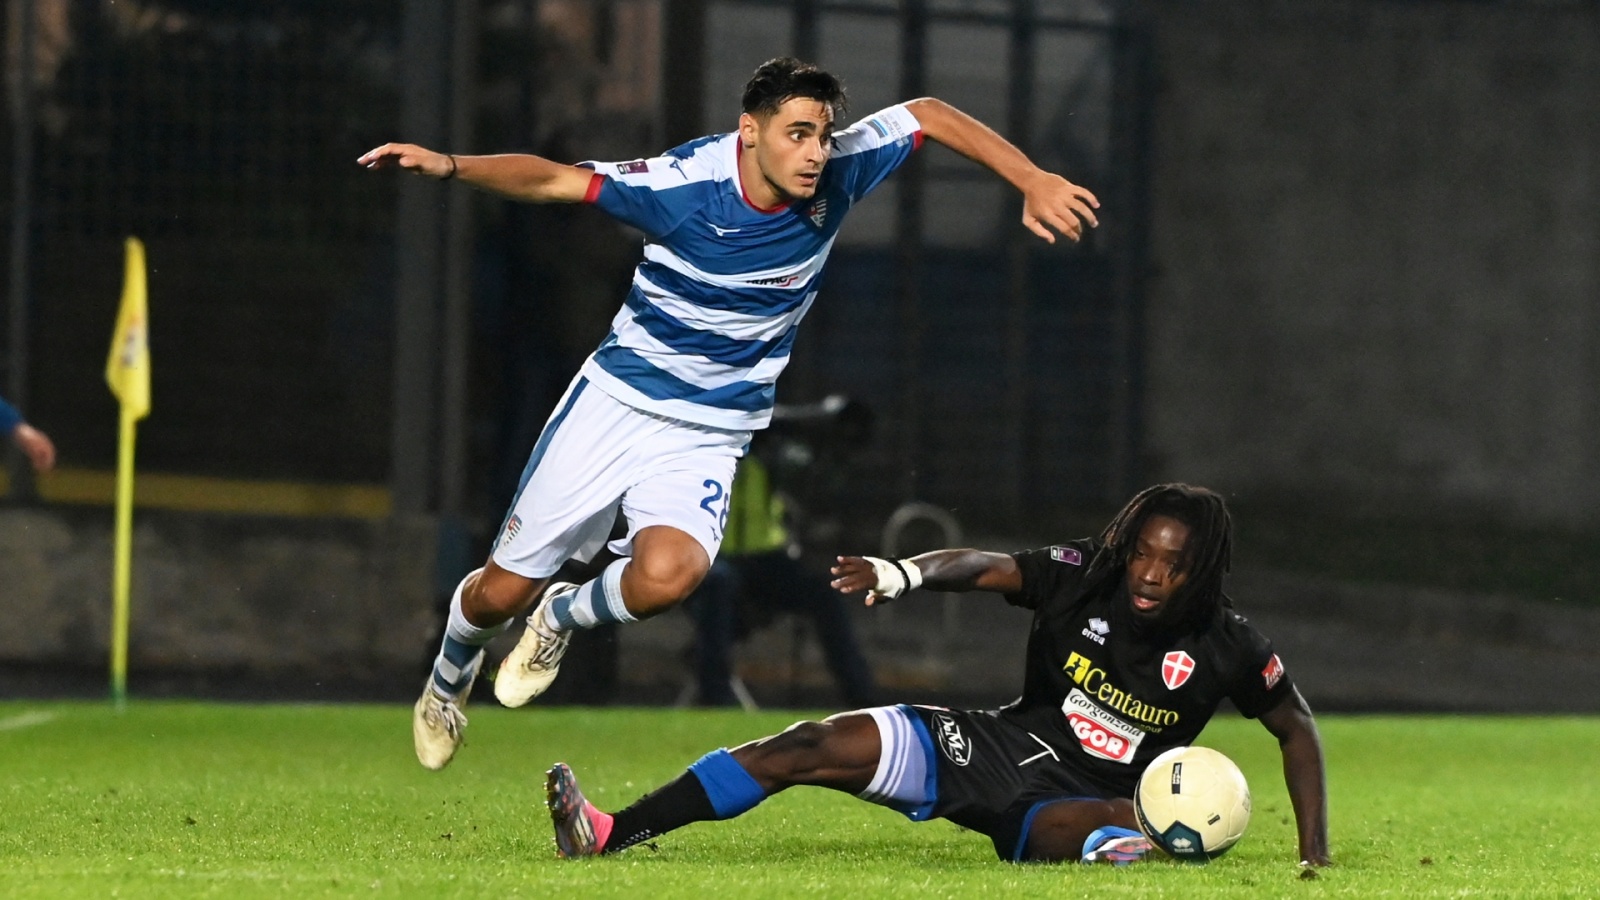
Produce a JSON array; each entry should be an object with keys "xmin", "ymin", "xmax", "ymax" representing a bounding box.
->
[
  {"xmin": 1081, "ymin": 827, "xmax": 1155, "ymax": 865},
  {"xmin": 493, "ymin": 582, "xmax": 577, "ymax": 707},
  {"xmin": 547, "ymin": 762, "xmax": 610, "ymax": 858}
]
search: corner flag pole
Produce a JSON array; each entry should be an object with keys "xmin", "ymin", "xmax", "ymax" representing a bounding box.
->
[{"xmin": 106, "ymin": 237, "xmax": 150, "ymax": 709}]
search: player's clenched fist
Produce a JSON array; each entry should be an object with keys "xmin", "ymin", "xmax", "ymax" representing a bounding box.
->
[
  {"xmin": 357, "ymin": 143, "xmax": 453, "ymax": 179},
  {"xmin": 831, "ymin": 555, "xmax": 923, "ymax": 605}
]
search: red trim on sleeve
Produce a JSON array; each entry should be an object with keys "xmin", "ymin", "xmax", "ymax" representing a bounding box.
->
[
  {"xmin": 583, "ymin": 172, "xmax": 605, "ymax": 204},
  {"xmin": 912, "ymin": 130, "xmax": 924, "ymax": 151}
]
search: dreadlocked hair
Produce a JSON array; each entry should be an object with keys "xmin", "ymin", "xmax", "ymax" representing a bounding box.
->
[{"xmin": 1082, "ymin": 483, "xmax": 1235, "ymax": 626}]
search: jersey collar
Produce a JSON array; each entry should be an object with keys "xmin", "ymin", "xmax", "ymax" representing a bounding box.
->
[{"xmin": 733, "ymin": 140, "xmax": 792, "ymax": 214}]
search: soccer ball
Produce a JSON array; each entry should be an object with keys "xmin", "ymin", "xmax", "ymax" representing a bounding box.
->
[{"xmin": 1133, "ymin": 745, "xmax": 1251, "ymax": 862}]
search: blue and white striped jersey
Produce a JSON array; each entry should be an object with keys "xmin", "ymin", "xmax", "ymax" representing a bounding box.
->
[{"xmin": 577, "ymin": 103, "xmax": 923, "ymax": 431}]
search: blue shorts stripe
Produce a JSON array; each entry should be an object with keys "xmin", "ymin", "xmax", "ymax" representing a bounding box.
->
[
  {"xmin": 499, "ymin": 377, "xmax": 589, "ymax": 535},
  {"xmin": 902, "ymin": 704, "xmax": 939, "ymax": 822}
]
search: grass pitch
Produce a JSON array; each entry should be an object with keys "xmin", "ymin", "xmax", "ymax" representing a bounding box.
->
[{"xmin": 1, "ymin": 701, "xmax": 1596, "ymax": 897}]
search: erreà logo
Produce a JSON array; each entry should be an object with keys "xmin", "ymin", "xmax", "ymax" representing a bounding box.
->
[
  {"xmin": 807, "ymin": 197, "xmax": 828, "ymax": 227},
  {"xmin": 933, "ymin": 713, "xmax": 971, "ymax": 766}
]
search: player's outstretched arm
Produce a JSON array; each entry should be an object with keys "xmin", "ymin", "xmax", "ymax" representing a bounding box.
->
[
  {"xmin": 903, "ymin": 97, "xmax": 1100, "ymax": 244},
  {"xmin": 357, "ymin": 143, "xmax": 595, "ymax": 204},
  {"xmin": 1259, "ymin": 687, "xmax": 1332, "ymax": 867},
  {"xmin": 831, "ymin": 549, "xmax": 1022, "ymax": 606}
]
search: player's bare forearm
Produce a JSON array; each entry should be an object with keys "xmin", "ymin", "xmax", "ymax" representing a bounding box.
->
[
  {"xmin": 1261, "ymin": 689, "xmax": 1332, "ymax": 866},
  {"xmin": 910, "ymin": 549, "xmax": 1024, "ymax": 593},
  {"xmin": 831, "ymin": 550, "xmax": 1021, "ymax": 597},
  {"xmin": 904, "ymin": 97, "xmax": 1099, "ymax": 243},
  {"xmin": 357, "ymin": 143, "xmax": 594, "ymax": 203}
]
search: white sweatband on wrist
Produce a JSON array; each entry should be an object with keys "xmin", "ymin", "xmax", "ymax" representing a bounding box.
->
[{"xmin": 864, "ymin": 556, "xmax": 924, "ymax": 599}]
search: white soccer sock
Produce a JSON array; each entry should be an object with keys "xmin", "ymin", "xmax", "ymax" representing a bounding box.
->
[
  {"xmin": 431, "ymin": 570, "xmax": 510, "ymax": 698},
  {"xmin": 543, "ymin": 558, "xmax": 635, "ymax": 631}
]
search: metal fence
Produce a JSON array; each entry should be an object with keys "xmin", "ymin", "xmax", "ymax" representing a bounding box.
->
[
  {"xmin": 702, "ymin": 0, "xmax": 1149, "ymax": 539},
  {"xmin": 3, "ymin": 0, "xmax": 400, "ymax": 484},
  {"xmin": 2, "ymin": 0, "xmax": 1149, "ymax": 541}
]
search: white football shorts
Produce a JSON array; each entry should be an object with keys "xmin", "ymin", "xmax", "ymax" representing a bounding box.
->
[{"xmin": 490, "ymin": 375, "xmax": 750, "ymax": 579}]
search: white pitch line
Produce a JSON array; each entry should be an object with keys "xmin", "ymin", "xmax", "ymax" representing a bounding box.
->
[{"xmin": 0, "ymin": 711, "xmax": 57, "ymax": 731}]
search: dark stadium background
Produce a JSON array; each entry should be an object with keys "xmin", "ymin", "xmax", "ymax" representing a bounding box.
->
[{"xmin": 3, "ymin": 0, "xmax": 1597, "ymax": 713}]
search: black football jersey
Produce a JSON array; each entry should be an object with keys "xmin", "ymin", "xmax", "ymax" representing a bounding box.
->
[{"xmin": 996, "ymin": 539, "xmax": 1295, "ymax": 798}]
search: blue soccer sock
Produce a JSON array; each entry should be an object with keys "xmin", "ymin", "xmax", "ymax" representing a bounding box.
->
[
  {"xmin": 429, "ymin": 570, "xmax": 510, "ymax": 700},
  {"xmin": 687, "ymin": 749, "xmax": 769, "ymax": 819},
  {"xmin": 542, "ymin": 558, "xmax": 636, "ymax": 632},
  {"xmin": 602, "ymin": 748, "xmax": 767, "ymax": 854}
]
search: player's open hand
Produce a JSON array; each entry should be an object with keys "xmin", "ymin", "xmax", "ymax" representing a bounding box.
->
[
  {"xmin": 357, "ymin": 143, "xmax": 453, "ymax": 179},
  {"xmin": 1020, "ymin": 170, "xmax": 1099, "ymax": 243},
  {"xmin": 831, "ymin": 556, "xmax": 889, "ymax": 604},
  {"xmin": 831, "ymin": 555, "xmax": 921, "ymax": 606}
]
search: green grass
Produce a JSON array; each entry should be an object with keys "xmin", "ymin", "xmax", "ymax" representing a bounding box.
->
[{"xmin": 2, "ymin": 702, "xmax": 1596, "ymax": 897}]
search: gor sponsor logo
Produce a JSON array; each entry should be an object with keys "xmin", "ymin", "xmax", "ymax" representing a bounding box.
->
[{"xmin": 1062, "ymin": 689, "xmax": 1145, "ymax": 764}]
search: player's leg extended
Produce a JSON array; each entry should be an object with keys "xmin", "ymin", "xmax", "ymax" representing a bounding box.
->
[
  {"xmin": 546, "ymin": 711, "xmax": 883, "ymax": 857},
  {"xmin": 1021, "ymin": 797, "xmax": 1148, "ymax": 864},
  {"xmin": 414, "ymin": 562, "xmax": 549, "ymax": 770},
  {"xmin": 498, "ymin": 421, "xmax": 740, "ymax": 707},
  {"xmin": 418, "ymin": 375, "xmax": 629, "ymax": 762},
  {"xmin": 496, "ymin": 524, "xmax": 712, "ymax": 706}
]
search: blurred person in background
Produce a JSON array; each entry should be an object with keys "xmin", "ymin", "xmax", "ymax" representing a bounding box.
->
[
  {"xmin": 360, "ymin": 56, "xmax": 1100, "ymax": 771},
  {"xmin": 683, "ymin": 405, "xmax": 877, "ymax": 707},
  {"xmin": 1, "ymin": 395, "xmax": 57, "ymax": 473},
  {"xmin": 543, "ymin": 484, "xmax": 1330, "ymax": 868}
]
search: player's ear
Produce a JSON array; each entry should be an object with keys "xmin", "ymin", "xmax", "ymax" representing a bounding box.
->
[{"xmin": 738, "ymin": 112, "xmax": 759, "ymax": 148}]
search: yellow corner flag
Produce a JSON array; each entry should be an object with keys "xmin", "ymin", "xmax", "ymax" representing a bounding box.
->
[
  {"xmin": 107, "ymin": 237, "xmax": 150, "ymax": 708},
  {"xmin": 107, "ymin": 237, "xmax": 151, "ymax": 420}
]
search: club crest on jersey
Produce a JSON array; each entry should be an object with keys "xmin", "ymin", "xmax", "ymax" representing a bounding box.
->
[
  {"xmin": 1081, "ymin": 616, "xmax": 1110, "ymax": 645},
  {"xmin": 806, "ymin": 198, "xmax": 828, "ymax": 228},
  {"xmin": 1050, "ymin": 546, "xmax": 1083, "ymax": 565},
  {"xmin": 1161, "ymin": 650, "xmax": 1196, "ymax": 690},
  {"xmin": 500, "ymin": 514, "xmax": 522, "ymax": 548},
  {"xmin": 932, "ymin": 713, "xmax": 972, "ymax": 766}
]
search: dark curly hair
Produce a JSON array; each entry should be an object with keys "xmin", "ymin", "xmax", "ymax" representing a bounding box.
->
[{"xmin": 741, "ymin": 57, "xmax": 847, "ymax": 121}]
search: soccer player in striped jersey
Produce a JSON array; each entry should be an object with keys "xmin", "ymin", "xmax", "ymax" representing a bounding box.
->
[{"xmin": 358, "ymin": 57, "xmax": 1101, "ymax": 770}]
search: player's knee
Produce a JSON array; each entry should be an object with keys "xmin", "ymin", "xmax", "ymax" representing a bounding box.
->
[
  {"xmin": 778, "ymin": 718, "xmax": 831, "ymax": 751},
  {"xmin": 464, "ymin": 568, "xmax": 540, "ymax": 621},
  {"xmin": 739, "ymin": 719, "xmax": 832, "ymax": 782},
  {"xmin": 623, "ymin": 549, "xmax": 709, "ymax": 615}
]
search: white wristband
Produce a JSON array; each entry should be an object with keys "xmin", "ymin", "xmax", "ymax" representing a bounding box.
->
[{"xmin": 864, "ymin": 556, "xmax": 923, "ymax": 599}]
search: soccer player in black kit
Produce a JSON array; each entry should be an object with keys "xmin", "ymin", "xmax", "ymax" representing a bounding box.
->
[{"xmin": 543, "ymin": 484, "xmax": 1331, "ymax": 867}]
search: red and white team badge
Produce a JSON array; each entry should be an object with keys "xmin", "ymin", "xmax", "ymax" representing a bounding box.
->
[
  {"xmin": 807, "ymin": 198, "xmax": 828, "ymax": 227},
  {"xmin": 1161, "ymin": 650, "xmax": 1196, "ymax": 690},
  {"xmin": 500, "ymin": 514, "xmax": 522, "ymax": 548},
  {"xmin": 1261, "ymin": 654, "xmax": 1284, "ymax": 689}
]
